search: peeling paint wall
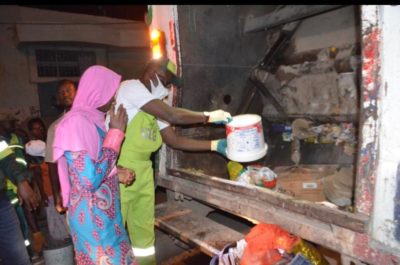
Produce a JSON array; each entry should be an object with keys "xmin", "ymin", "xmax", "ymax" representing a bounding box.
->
[
  {"xmin": 355, "ymin": 5, "xmax": 380, "ymax": 217},
  {"xmin": 149, "ymin": 5, "xmax": 181, "ymax": 178},
  {"xmin": 369, "ymin": 5, "xmax": 400, "ymax": 255}
]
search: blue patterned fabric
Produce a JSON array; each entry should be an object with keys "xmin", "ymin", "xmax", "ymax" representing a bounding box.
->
[{"xmin": 64, "ymin": 127, "xmax": 137, "ymax": 265}]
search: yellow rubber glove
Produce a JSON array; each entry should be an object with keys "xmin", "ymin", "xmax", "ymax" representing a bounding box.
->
[{"xmin": 204, "ymin": 110, "xmax": 232, "ymax": 124}]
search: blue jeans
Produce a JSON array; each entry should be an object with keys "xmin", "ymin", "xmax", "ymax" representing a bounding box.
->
[{"xmin": 0, "ymin": 194, "xmax": 31, "ymax": 265}]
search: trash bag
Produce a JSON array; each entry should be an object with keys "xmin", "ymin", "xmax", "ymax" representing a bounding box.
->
[
  {"xmin": 240, "ymin": 247, "xmax": 282, "ymax": 265},
  {"xmin": 209, "ymin": 243, "xmax": 237, "ymax": 265},
  {"xmin": 240, "ymin": 223, "xmax": 299, "ymax": 265}
]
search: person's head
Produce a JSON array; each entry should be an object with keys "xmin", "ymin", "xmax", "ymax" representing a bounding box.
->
[
  {"xmin": 141, "ymin": 59, "xmax": 175, "ymax": 90},
  {"xmin": 9, "ymin": 118, "xmax": 29, "ymax": 143},
  {"xmin": 27, "ymin": 117, "xmax": 46, "ymax": 141},
  {"xmin": 72, "ymin": 65, "xmax": 121, "ymax": 113},
  {"xmin": 56, "ymin": 80, "xmax": 77, "ymax": 109}
]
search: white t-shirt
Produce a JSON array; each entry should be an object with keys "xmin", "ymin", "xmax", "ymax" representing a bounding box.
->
[{"xmin": 106, "ymin": 79, "xmax": 170, "ymax": 130}]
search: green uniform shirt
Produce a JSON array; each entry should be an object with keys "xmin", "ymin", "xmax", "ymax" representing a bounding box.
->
[{"xmin": 0, "ymin": 138, "xmax": 30, "ymax": 193}]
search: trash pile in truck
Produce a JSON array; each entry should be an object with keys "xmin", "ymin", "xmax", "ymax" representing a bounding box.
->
[
  {"xmin": 210, "ymin": 223, "xmax": 329, "ymax": 265},
  {"xmin": 227, "ymin": 161, "xmax": 354, "ymax": 210},
  {"xmin": 224, "ymin": 114, "xmax": 356, "ymax": 211}
]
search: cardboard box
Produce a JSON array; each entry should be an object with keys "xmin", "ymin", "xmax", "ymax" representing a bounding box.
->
[{"xmin": 274, "ymin": 166, "xmax": 334, "ymax": 202}]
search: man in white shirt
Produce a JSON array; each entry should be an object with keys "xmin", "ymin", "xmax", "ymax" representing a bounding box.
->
[{"xmin": 44, "ymin": 80, "xmax": 76, "ymax": 240}]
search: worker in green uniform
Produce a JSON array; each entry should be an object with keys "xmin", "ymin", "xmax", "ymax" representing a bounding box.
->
[
  {"xmin": 0, "ymin": 136, "xmax": 40, "ymax": 265},
  {"xmin": 0, "ymin": 114, "xmax": 46, "ymax": 254},
  {"xmin": 4, "ymin": 128, "xmax": 32, "ymax": 251},
  {"xmin": 110, "ymin": 59, "xmax": 230, "ymax": 265}
]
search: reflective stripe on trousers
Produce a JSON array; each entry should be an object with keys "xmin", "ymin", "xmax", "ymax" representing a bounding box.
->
[{"xmin": 132, "ymin": 246, "xmax": 155, "ymax": 257}]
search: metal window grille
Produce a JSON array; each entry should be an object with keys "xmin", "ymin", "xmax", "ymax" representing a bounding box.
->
[{"xmin": 35, "ymin": 49, "xmax": 96, "ymax": 77}]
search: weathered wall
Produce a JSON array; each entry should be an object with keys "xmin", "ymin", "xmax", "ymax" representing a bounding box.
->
[
  {"xmin": 0, "ymin": 5, "xmax": 149, "ymax": 124},
  {"xmin": 369, "ymin": 5, "xmax": 400, "ymax": 255},
  {"xmin": 0, "ymin": 24, "xmax": 39, "ymax": 121}
]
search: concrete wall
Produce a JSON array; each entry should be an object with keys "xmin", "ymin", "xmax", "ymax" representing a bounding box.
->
[
  {"xmin": 0, "ymin": 24, "xmax": 39, "ymax": 121},
  {"xmin": 0, "ymin": 5, "xmax": 149, "ymax": 125}
]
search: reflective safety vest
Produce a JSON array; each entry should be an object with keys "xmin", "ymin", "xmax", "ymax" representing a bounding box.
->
[
  {"xmin": 3, "ymin": 134, "xmax": 28, "ymax": 193},
  {"xmin": 9, "ymin": 133, "xmax": 27, "ymax": 167}
]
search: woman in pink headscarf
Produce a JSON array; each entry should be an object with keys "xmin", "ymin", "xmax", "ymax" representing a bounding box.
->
[{"xmin": 53, "ymin": 65, "xmax": 137, "ymax": 265}]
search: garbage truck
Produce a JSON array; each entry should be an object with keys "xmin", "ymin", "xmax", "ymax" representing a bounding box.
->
[{"xmin": 146, "ymin": 5, "xmax": 400, "ymax": 264}]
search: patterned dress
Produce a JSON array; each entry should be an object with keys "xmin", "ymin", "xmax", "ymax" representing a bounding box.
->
[{"xmin": 64, "ymin": 127, "xmax": 137, "ymax": 265}]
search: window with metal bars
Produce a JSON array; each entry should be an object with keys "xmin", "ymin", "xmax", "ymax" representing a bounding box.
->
[{"xmin": 35, "ymin": 49, "xmax": 96, "ymax": 77}]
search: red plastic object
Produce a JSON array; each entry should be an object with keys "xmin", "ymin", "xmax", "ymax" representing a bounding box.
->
[{"xmin": 240, "ymin": 223, "xmax": 300, "ymax": 265}]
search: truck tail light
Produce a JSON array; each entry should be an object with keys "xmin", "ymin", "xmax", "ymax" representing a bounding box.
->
[{"xmin": 150, "ymin": 29, "xmax": 166, "ymax": 60}]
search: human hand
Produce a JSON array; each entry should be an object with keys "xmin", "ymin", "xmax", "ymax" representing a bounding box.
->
[
  {"xmin": 109, "ymin": 103, "xmax": 128, "ymax": 132},
  {"xmin": 55, "ymin": 193, "xmax": 67, "ymax": 214},
  {"xmin": 117, "ymin": 166, "xmax": 135, "ymax": 186},
  {"xmin": 17, "ymin": 180, "xmax": 40, "ymax": 211},
  {"xmin": 204, "ymin": 110, "xmax": 232, "ymax": 124},
  {"xmin": 211, "ymin": 139, "xmax": 227, "ymax": 157}
]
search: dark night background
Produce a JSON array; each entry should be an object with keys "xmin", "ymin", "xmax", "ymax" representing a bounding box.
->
[{"xmin": 20, "ymin": 5, "xmax": 148, "ymax": 21}]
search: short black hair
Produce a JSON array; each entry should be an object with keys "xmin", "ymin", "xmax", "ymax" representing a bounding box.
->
[{"xmin": 27, "ymin": 117, "xmax": 46, "ymax": 132}]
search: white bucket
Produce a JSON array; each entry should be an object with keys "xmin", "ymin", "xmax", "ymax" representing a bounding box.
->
[{"xmin": 226, "ymin": 114, "xmax": 268, "ymax": 162}]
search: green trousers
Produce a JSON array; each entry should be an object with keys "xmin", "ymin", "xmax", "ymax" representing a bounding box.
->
[{"xmin": 118, "ymin": 111, "xmax": 162, "ymax": 265}]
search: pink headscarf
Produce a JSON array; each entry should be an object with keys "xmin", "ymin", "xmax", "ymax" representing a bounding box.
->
[{"xmin": 53, "ymin": 65, "xmax": 121, "ymax": 207}]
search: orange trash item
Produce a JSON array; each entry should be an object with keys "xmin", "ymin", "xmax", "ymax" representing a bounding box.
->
[{"xmin": 240, "ymin": 223, "xmax": 299, "ymax": 265}]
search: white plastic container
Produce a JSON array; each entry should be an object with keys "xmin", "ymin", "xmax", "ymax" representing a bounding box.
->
[{"xmin": 226, "ymin": 114, "xmax": 268, "ymax": 162}]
